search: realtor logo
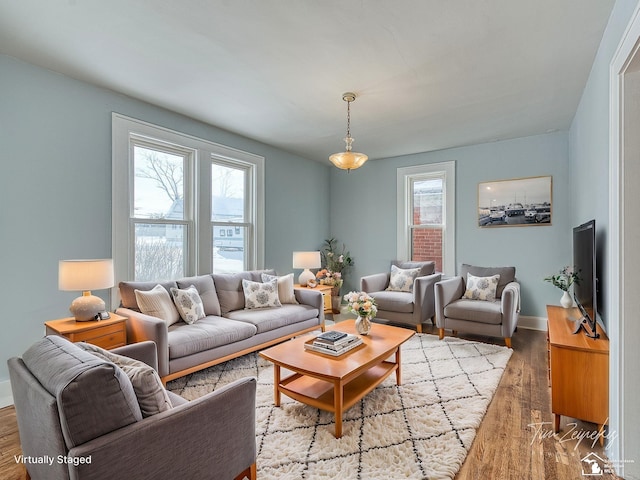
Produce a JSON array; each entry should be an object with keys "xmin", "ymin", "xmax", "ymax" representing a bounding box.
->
[{"xmin": 581, "ymin": 452, "xmax": 605, "ymax": 476}]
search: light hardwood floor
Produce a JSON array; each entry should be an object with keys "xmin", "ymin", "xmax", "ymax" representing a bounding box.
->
[{"xmin": 0, "ymin": 326, "xmax": 620, "ymax": 480}]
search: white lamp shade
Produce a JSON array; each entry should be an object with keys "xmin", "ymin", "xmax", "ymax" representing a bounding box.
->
[
  {"xmin": 59, "ymin": 259, "xmax": 115, "ymax": 291},
  {"xmin": 293, "ymin": 251, "xmax": 321, "ymax": 286},
  {"xmin": 292, "ymin": 251, "xmax": 321, "ymax": 269}
]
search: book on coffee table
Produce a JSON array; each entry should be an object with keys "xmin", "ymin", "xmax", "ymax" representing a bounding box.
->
[
  {"xmin": 314, "ymin": 330, "xmax": 348, "ymax": 344},
  {"xmin": 305, "ymin": 334, "xmax": 363, "ymax": 356}
]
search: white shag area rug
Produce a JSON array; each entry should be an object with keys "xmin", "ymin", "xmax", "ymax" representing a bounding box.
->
[{"xmin": 168, "ymin": 334, "xmax": 512, "ymax": 480}]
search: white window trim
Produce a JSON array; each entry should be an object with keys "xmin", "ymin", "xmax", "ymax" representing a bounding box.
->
[
  {"xmin": 396, "ymin": 161, "xmax": 456, "ymax": 276},
  {"xmin": 112, "ymin": 113, "xmax": 264, "ymax": 306}
]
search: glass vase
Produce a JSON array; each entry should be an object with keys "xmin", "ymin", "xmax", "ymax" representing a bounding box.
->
[{"xmin": 355, "ymin": 315, "xmax": 372, "ymax": 335}]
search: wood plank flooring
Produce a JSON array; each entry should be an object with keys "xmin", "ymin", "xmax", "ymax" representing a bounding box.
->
[{"xmin": 0, "ymin": 327, "xmax": 620, "ymax": 479}]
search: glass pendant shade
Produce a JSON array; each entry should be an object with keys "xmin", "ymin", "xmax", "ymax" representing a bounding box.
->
[{"xmin": 329, "ymin": 151, "xmax": 368, "ymax": 171}]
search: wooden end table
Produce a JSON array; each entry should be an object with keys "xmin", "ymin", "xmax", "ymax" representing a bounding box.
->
[
  {"xmin": 45, "ymin": 313, "xmax": 127, "ymax": 349},
  {"xmin": 259, "ymin": 320, "xmax": 414, "ymax": 438}
]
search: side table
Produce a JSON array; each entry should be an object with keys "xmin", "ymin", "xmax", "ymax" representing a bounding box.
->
[
  {"xmin": 294, "ymin": 283, "xmax": 333, "ymax": 315},
  {"xmin": 45, "ymin": 313, "xmax": 127, "ymax": 350}
]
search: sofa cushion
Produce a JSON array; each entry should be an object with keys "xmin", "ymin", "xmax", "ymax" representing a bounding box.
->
[
  {"xmin": 167, "ymin": 316, "xmax": 257, "ymax": 359},
  {"xmin": 171, "ymin": 285, "xmax": 206, "ymax": 324},
  {"xmin": 21, "ymin": 336, "xmax": 142, "ymax": 448},
  {"xmin": 262, "ymin": 273, "xmax": 298, "ymax": 304},
  {"xmin": 225, "ymin": 304, "xmax": 319, "ymax": 334},
  {"xmin": 394, "ymin": 261, "xmax": 436, "ymax": 277},
  {"xmin": 119, "ymin": 280, "xmax": 178, "ymax": 311},
  {"xmin": 444, "ymin": 298, "xmax": 503, "ymax": 325},
  {"xmin": 212, "ymin": 269, "xmax": 276, "ymax": 314},
  {"xmin": 242, "ymin": 278, "xmax": 281, "ymax": 309},
  {"xmin": 387, "ymin": 265, "xmax": 421, "ymax": 292},
  {"xmin": 135, "ymin": 284, "xmax": 181, "ymax": 327},
  {"xmin": 176, "ymin": 275, "xmax": 221, "ymax": 316},
  {"xmin": 369, "ymin": 290, "xmax": 414, "ymax": 314},
  {"xmin": 77, "ymin": 342, "xmax": 172, "ymax": 418},
  {"xmin": 460, "ymin": 264, "xmax": 516, "ymax": 299},
  {"xmin": 463, "ymin": 273, "xmax": 500, "ymax": 302}
]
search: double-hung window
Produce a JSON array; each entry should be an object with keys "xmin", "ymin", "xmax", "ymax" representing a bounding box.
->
[
  {"xmin": 397, "ymin": 162, "xmax": 455, "ymax": 275},
  {"xmin": 112, "ymin": 114, "xmax": 264, "ymax": 288}
]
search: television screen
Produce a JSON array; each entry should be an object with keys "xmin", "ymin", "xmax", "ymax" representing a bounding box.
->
[{"xmin": 573, "ymin": 219, "xmax": 598, "ymax": 338}]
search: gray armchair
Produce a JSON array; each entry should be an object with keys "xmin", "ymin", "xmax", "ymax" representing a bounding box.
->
[
  {"xmin": 7, "ymin": 336, "xmax": 256, "ymax": 480},
  {"xmin": 435, "ymin": 264, "xmax": 520, "ymax": 348},
  {"xmin": 360, "ymin": 261, "xmax": 442, "ymax": 333}
]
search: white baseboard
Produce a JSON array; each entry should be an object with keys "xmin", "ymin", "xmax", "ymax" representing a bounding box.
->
[
  {"xmin": 518, "ymin": 315, "xmax": 547, "ymax": 332},
  {"xmin": 0, "ymin": 380, "xmax": 13, "ymax": 408}
]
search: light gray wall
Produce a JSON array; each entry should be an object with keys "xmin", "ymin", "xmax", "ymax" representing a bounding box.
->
[
  {"xmin": 329, "ymin": 132, "xmax": 571, "ymax": 319},
  {"xmin": 0, "ymin": 54, "xmax": 329, "ymax": 385},
  {"xmin": 569, "ymin": 0, "xmax": 640, "ymax": 476}
]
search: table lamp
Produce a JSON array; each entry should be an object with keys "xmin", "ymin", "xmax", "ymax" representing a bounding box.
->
[
  {"xmin": 59, "ymin": 259, "xmax": 115, "ymax": 321},
  {"xmin": 292, "ymin": 251, "xmax": 321, "ymax": 286}
]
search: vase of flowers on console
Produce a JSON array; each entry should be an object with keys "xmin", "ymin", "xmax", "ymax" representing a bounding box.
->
[
  {"xmin": 344, "ymin": 291, "xmax": 377, "ymax": 335},
  {"xmin": 544, "ymin": 266, "xmax": 580, "ymax": 308}
]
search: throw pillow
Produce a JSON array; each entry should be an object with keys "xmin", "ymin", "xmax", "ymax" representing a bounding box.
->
[
  {"xmin": 77, "ymin": 342, "xmax": 172, "ymax": 418},
  {"xmin": 261, "ymin": 273, "xmax": 298, "ymax": 304},
  {"xmin": 170, "ymin": 285, "xmax": 206, "ymax": 324},
  {"xmin": 134, "ymin": 284, "xmax": 181, "ymax": 327},
  {"xmin": 242, "ymin": 278, "xmax": 281, "ymax": 309},
  {"xmin": 463, "ymin": 273, "xmax": 501, "ymax": 301},
  {"xmin": 386, "ymin": 265, "xmax": 421, "ymax": 292}
]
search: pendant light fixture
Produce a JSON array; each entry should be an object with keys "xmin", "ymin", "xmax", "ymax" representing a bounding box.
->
[{"xmin": 329, "ymin": 92, "xmax": 368, "ymax": 172}]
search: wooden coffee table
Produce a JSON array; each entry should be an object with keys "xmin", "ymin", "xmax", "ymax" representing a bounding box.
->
[{"xmin": 259, "ymin": 320, "xmax": 414, "ymax": 438}]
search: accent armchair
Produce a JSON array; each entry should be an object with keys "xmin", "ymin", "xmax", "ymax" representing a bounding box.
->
[
  {"xmin": 360, "ymin": 261, "xmax": 442, "ymax": 333},
  {"xmin": 7, "ymin": 336, "xmax": 257, "ymax": 480},
  {"xmin": 435, "ymin": 264, "xmax": 520, "ymax": 348}
]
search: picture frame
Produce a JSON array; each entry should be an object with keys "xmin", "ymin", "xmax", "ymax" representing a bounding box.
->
[{"xmin": 478, "ymin": 175, "xmax": 552, "ymax": 227}]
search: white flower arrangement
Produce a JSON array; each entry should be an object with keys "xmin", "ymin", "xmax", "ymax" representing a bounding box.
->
[{"xmin": 343, "ymin": 291, "xmax": 378, "ymax": 319}]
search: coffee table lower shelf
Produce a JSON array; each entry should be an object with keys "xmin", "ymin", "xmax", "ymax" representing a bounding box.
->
[{"xmin": 277, "ymin": 361, "xmax": 397, "ymax": 437}]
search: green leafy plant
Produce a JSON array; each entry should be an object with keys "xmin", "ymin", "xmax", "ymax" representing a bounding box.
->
[{"xmin": 544, "ymin": 266, "xmax": 580, "ymax": 292}]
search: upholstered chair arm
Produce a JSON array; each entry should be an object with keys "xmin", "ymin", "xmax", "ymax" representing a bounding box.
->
[
  {"xmin": 501, "ymin": 281, "xmax": 520, "ymax": 336},
  {"xmin": 116, "ymin": 307, "xmax": 170, "ymax": 378},
  {"xmin": 68, "ymin": 377, "xmax": 257, "ymax": 480},
  {"xmin": 413, "ymin": 273, "xmax": 442, "ymax": 322},
  {"xmin": 111, "ymin": 341, "xmax": 158, "ymax": 372},
  {"xmin": 361, "ymin": 272, "xmax": 389, "ymax": 292},
  {"xmin": 294, "ymin": 288, "xmax": 325, "ymax": 325},
  {"xmin": 434, "ymin": 277, "xmax": 464, "ymax": 328}
]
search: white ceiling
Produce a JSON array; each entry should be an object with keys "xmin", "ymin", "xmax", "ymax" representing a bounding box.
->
[{"xmin": 0, "ymin": 0, "xmax": 615, "ymax": 164}]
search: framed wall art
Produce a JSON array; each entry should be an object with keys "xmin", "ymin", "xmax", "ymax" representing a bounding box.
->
[{"xmin": 478, "ymin": 175, "xmax": 552, "ymax": 227}]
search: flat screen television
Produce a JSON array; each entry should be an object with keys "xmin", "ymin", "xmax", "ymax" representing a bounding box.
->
[{"xmin": 572, "ymin": 219, "xmax": 599, "ymax": 339}]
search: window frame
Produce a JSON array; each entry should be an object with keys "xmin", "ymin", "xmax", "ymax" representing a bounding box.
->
[
  {"xmin": 112, "ymin": 113, "xmax": 264, "ymax": 305},
  {"xmin": 396, "ymin": 161, "xmax": 456, "ymax": 275}
]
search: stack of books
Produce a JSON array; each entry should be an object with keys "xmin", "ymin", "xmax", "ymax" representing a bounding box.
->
[{"xmin": 304, "ymin": 330, "xmax": 363, "ymax": 356}]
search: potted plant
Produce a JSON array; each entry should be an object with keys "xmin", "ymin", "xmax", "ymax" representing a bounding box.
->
[
  {"xmin": 318, "ymin": 238, "xmax": 354, "ymax": 313},
  {"xmin": 544, "ymin": 266, "xmax": 580, "ymax": 308}
]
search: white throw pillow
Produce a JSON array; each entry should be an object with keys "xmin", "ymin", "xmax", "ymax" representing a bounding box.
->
[
  {"xmin": 242, "ymin": 278, "xmax": 281, "ymax": 309},
  {"xmin": 386, "ymin": 265, "xmax": 421, "ymax": 292},
  {"xmin": 135, "ymin": 284, "xmax": 181, "ymax": 326},
  {"xmin": 77, "ymin": 342, "xmax": 172, "ymax": 418},
  {"xmin": 170, "ymin": 285, "xmax": 206, "ymax": 324},
  {"xmin": 463, "ymin": 273, "xmax": 501, "ymax": 301},
  {"xmin": 261, "ymin": 273, "xmax": 298, "ymax": 304}
]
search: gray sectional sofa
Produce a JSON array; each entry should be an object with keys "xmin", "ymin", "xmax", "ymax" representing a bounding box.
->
[{"xmin": 116, "ymin": 269, "xmax": 324, "ymax": 382}]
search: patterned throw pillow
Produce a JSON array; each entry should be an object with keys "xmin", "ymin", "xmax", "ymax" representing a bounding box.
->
[
  {"xmin": 386, "ymin": 265, "xmax": 421, "ymax": 292},
  {"xmin": 242, "ymin": 278, "xmax": 282, "ymax": 309},
  {"xmin": 463, "ymin": 273, "xmax": 501, "ymax": 301},
  {"xmin": 170, "ymin": 285, "xmax": 206, "ymax": 324},
  {"xmin": 134, "ymin": 284, "xmax": 181, "ymax": 327},
  {"xmin": 261, "ymin": 273, "xmax": 298, "ymax": 304}
]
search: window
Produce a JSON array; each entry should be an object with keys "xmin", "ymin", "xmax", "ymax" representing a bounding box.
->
[
  {"xmin": 397, "ymin": 162, "xmax": 455, "ymax": 275},
  {"xmin": 113, "ymin": 114, "xmax": 264, "ymax": 286}
]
